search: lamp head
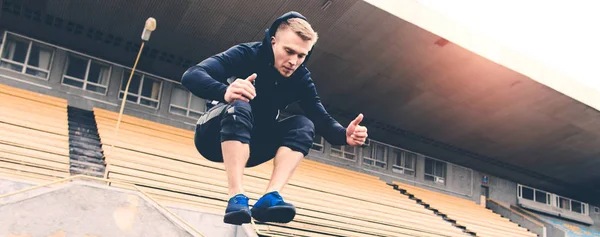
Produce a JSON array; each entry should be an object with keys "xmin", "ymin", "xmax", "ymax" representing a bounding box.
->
[
  {"xmin": 141, "ymin": 17, "xmax": 156, "ymax": 41},
  {"xmin": 145, "ymin": 17, "xmax": 156, "ymax": 31}
]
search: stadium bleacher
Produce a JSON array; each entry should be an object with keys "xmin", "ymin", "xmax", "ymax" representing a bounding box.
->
[
  {"xmin": 0, "ymin": 83, "xmax": 531, "ymax": 236},
  {"xmin": 95, "ymin": 107, "xmax": 472, "ymax": 236},
  {"xmin": 3, "ymin": 82, "xmax": 589, "ymax": 237},
  {"xmin": 0, "ymin": 84, "xmax": 70, "ymax": 182},
  {"xmin": 394, "ymin": 182, "xmax": 538, "ymax": 237},
  {"xmin": 0, "ymin": 82, "xmax": 549, "ymax": 236},
  {"xmin": 1, "ymin": 82, "xmax": 598, "ymax": 237}
]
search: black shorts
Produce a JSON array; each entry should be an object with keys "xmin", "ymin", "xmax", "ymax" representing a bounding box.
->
[{"xmin": 193, "ymin": 100, "xmax": 315, "ymax": 167}]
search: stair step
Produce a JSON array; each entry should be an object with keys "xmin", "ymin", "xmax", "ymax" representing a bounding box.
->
[
  {"xmin": 68, "ymin": 113, "xmax": 96, "ymax": 118},
  {"xmin": 69, "ymin": 167, "xmax": 104, "ymax": 178},
  {"xmin": 70, "ymin": 159, "xmax": 105, "ymax": 169},
  {"xmin": 68, "ymin": 116, "xmax": 96, "ymax": 122},
  {"xmin": 69, "ymin": 133, "xmax": 100, "ymax": 141},
  {"xmin": 69, "ymin": 131, "xmax": 100, "ymax": 140},
  {"xmin": 68, "ymin": 122, "xmax": 98, "ymax": 130},
  {"xmin": 67, "ymin": 107, "xmax": 94, "ymax": 113},
  {"xmin": 70, "ymin": 154, "xmax": 105, "ymax": 165},
  {"xmin": 68, "ymin": 112, "xmax": 96, "ymax": 118},
  {"xmin": 69, "ymin": 127, "xmax": 99, "ymax": 134},
  {"xmin": 70, "ymin": 122, "xmax": 97, "ymax": 128},
  {"xmin": 391, "ymin": 184, "xmax": 474, "ymax": 235},
  {"xmin": 69, "ymin": 136, "xmax": 100, "ymax": 145},
  {"xmin": 68, "ymin": 117, "xmax": 96, "ymax": 123},
  {"xmin": 70, "ymin": 147, "xmax": 103, "ymax": 159},
  {"xmin": 70, "ymin": 141, "xmax": 102, "ymax": 150},
  {"xmin": 68, "ymin": 111, "xmax": 95, "ymax": 117}
]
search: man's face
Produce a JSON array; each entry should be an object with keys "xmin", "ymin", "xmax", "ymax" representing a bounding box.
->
[{"xmin": 271, "ymin": 27, "xmax": 313, "ymax": 77}]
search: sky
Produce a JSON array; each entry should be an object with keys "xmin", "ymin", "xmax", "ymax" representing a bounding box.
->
[{"xmin": 365, "ymin": 0, "xmax": 600, "ymax": 94}]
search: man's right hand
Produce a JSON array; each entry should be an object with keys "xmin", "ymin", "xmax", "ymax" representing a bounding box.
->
[{"xmin": 224, "ymin": 73, "xmax": 257, "ymax": 103}]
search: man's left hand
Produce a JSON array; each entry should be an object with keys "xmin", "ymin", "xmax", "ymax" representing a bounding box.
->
[{"xmin": 346, "ymin": 113, "xmax": 368, "ymax": 146}]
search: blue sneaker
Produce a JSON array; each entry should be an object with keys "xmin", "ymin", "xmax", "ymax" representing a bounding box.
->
[
  {"xmin": 224, "ymin": 194, "xmax": 251, "ymax": 225},
  {"xmin": 251, "ymin": 191, "xmax": 296, "ymax": 223}
]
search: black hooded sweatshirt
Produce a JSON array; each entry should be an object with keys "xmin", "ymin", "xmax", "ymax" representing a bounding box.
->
[{"xmin": 181, "ymin": 11, "xmax": 347, "ymax": 146}]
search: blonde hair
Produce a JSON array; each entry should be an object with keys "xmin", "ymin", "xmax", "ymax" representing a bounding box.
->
[{"xmin": 277, "ymin": 18, "xmax": 318, "ymax": 43}]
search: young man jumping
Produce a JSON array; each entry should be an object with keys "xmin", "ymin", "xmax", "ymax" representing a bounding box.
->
[{"xmin": 181, "ymin": 11, "xmax": 368, "ymax": 225}]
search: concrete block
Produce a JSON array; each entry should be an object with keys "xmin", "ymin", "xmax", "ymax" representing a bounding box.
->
[{"xmin": 0, "ymin": 181, "xmax": 201, "ymax": 237}]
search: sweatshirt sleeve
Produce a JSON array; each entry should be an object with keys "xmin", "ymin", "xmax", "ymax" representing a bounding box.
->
[
  {"xmin": 181, "ymin": 44, "xmax": 251, "ymax": 103},
  {"xmin": 298, "ymin": 77, "xmax": 348, "ymax": 146}
]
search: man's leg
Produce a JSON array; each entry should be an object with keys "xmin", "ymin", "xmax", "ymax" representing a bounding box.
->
[
  {"xmin": 219, "ymin": 99, "xmax": 254, "ymax": 193},
  {"xmin": 265, "ymin": 146, "xmax": 303, "ymax": 193},
  {"xmin": 219, "ymin": 100, "xmax": 254, "ymax": 225},
  {"xmin": 221, "ymin": 140, "xmax": 250, "ymax": 196},
  {"xmin": 250, "ymin": 115, "xmax": 315, "ymax": 223},
  {"xmin": 195, "ymin": 100, "xmax": 254, "ymax": 225}
]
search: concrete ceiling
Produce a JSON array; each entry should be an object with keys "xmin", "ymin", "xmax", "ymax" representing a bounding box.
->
[{"xmin": 2, "ymin": 0, "xmax": 599, "ymax": 205}]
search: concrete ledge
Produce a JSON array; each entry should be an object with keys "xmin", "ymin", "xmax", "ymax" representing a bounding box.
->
[
  {"xmin": 487, "ymin": 199, "xmax": 547, "ymax": 237},
  {"xmin": 518, "ymin": 198, "xmax": 594, "ymax": 225},
  {"xmin": 0, "ymin": 180, "xmax": 203, "ymax": 236}
]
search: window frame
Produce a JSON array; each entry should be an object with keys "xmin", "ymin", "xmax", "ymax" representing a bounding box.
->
[
  {"xmin": 424, "ymin": 157, "xmax": 447, "ymax": 183},
  {"xmin": 391, "ymin": 148, "xmax": 417, "ymax": 175},
  {"xmin": 61, "ymin": 53, "xmax": 112, "ymax": 95},
  {"xmin": 310, "ymin": 134, "xmax": 325, "ymax": 153},
  {"xmin": 362, "ymin": 140, "xmax": 388, "ymax": 169},
  {"xmin": 520, "ymin": 186, "xmax": 536, "ymax": 202},
  {"xmin": 517, "ymin": 184, "xmax": 589, "ymax": 214},
  {"xmin": 0, "ymin": 31, "xmax": 55, "ymax": 80},
  {"xmin": 119, "ymin": 70, "xmax": 163, "ymax": 109},
  {"xmin": 570, "ymin": 200, "xmax": 584, "ymax": 214},
  {"xmin": 330, "ymin": 145, "xmax": 357, "ymax": 161},
  {"xmin": 168, "ymin": 85, "xmax": 206, "ymax": 118},
  {"xmin": 558, "ymin": 196, "xmax": 571, "ymax": 211},
  {"xmin": 517, "ymin": 184, "xmax": 552, "ymax": 205},
  {"xmin": 1, "ymin": 30, "xmax": 178, "ymax": 93}
]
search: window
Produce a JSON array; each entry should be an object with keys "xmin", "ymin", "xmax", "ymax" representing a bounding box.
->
[
  {"xmin": 594, "ymin": 207, "xmax": 599, "ymax": 214},
  {"xmin": 62, "ymin": 54, "xmax": 111, "ymax": 94},
  {"xmin": 558, "ymin": 197, "xmax": 571, "ymax": 211},
  {"xmin": 392, "ymin": 149, "xmax": 416, "ymax": 175},
  {"xmin": 519, "ymin": 184, "xmax": 590, "ymax": 215},
  {"xmin": 0, "ymin": 33, "xmax": 53, "ymax": 79},
  {"xmin": 521, "ymin": 186, "xmax": 534, "ymax": 200},
  {"xmin": 169, "ymin": 85, "xmax": 205, "ymax": 118},
  {"xmin": 571, "ymin": 200, "xmax": 583, "ymax": 214},
  {"xmin": 534, "ymin": 191, "xmax": 546, "ymax": 204},
  {"xmin": 311, "ymin": 134, "xmax": 324, "ymax": 152},
  {"xmin": 554, "ymin": 196, "xmax": 588, "ymax": 214},
  {"xmin": 424, "ymin": 158, "xmax": 446, "ymax": 183},
  {"xmin": 518, "ymin": 185, "xmax": 551, "ymax": 205},
  {"xmin": 330, "ymin": 145, "xmax": 356, "ymax": 160},
  {"xmin": 119, "ymin": 71, "xmax": 162, "ymax": 108},
  {"xmin": 362, "ymin": 141, "xmax": 387, "ymax": 168}
]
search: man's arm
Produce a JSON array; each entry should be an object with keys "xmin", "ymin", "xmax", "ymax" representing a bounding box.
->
[
  {"xmin": 181, "ymin": 44, "xmax": 252, "ymax": 103},
  {"xmin": 298, "ymin": 78, "xmax": 348, "ymax": 146}
]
